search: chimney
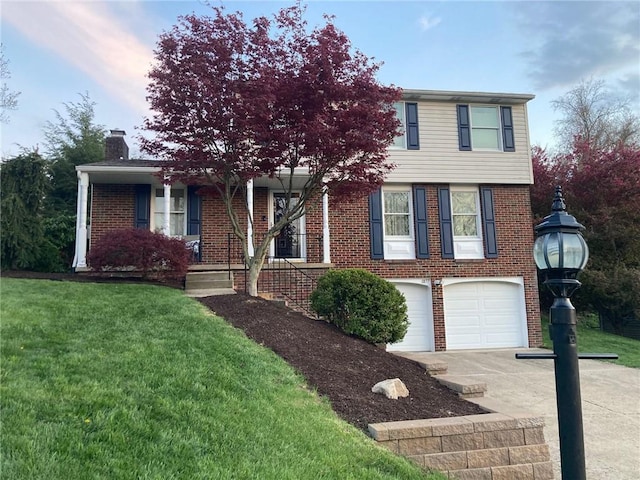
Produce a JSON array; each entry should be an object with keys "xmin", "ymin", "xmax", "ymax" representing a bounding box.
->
[{"xmin": 105, "ymin": 129, "xmax": 129, "ymax": 161}]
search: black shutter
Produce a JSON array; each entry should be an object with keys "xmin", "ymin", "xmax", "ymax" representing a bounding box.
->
[
  {"xmin": 480, "ymin": 187, "xmax": 498, "ymax": 258},
  {"xmin": 457, "ymin": 105, "xmax": 471, "ymax": 151},
  {"xmin": 501, "ymin": 106, "xmax": 515, "ymax": 152},
  {"xmin": 187, "ymin": 186, "xmax": 202, "ymax": 235},
  {"xmin": 413, "ymin": 185, "xmax": 429, "ymax": 258},
  {"xmin": 438, "ymin": 187, "xmax": 454, "ymax": 259},
  {"xmin": 134, "ymin": 184, "xmax": 151, "ymax": 229},
  {"xmin": 369, "ymin": 189, "xmax": 384, "ymax": 260},
  {"xmin": 405, "ymin": 102, "xmax": 420, "ymax": 150}
]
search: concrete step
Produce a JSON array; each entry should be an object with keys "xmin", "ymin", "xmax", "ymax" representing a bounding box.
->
[
  {"xmin": 185, "ymin": 288, "xmax": 237, "ymax": 298},
  {"xmin": 434, "ymin": 374, "xmax": 487, "ymax": 399},
  {"xmin": 185, "ymin": 271, "xmax": 233, "ymax": 291}
]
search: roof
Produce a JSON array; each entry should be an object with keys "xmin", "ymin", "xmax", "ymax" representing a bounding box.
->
[{"xmin": 402, "ymin": 89, "xmax": 535, "ymax": 105}]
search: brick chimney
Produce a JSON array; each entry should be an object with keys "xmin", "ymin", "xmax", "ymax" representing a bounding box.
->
[{"xmin": 105, "ymin": 129, "xmax": 129, "ymax": 161}]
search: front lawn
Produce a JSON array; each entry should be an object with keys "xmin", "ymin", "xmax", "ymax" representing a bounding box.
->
[
  {"xmin": 1, "ymin": 278, "xmax": 440, "ymax": 479},
  {"xmin": 540, "ymin": 314, "xmax": 640, "ymax": 368}
]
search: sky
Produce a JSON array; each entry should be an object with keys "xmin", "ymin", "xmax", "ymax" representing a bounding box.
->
[{"xmin": 1, "ymin": 0, "xmax": 639, "ymax": 158}]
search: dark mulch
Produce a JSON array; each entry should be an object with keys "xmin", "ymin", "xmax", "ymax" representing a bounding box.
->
[
  {"xmin": 199, "ymin": 293, "xmax": 485, "ymax": 431},
  {"xmin": 3, "ymin": 271, "xmax": 485, "ymax": 432}
]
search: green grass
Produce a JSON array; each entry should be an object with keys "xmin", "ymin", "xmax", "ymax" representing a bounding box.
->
[
  {"xmin": 540, "ymin": 313, "xmax": 640, "ymax": 368},
  {"xmin": 1, "ymin": 278, "xmax": 442, "ymax": 480}
]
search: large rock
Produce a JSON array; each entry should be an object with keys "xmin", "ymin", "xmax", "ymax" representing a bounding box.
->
[{"xmin": 371, "ymin": 378, "xmax": 409, "ymax": 399}]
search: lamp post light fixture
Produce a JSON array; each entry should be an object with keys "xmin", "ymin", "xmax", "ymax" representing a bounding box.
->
[
  {"xmin": 534, "ymin": 186, "xmax": 589, "ymax": 480},
  {"xmin": 516, "ymin": 186, "xmax": 617, "ymax": 480}
]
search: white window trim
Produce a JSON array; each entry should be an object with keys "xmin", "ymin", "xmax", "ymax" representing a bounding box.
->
[
  {"xmin": 152, "ymin": 186, "xmax": 187, "ymax": 237},
  {"xmin": 381, "ymin": 186, "xmax": 415, "ymax": 260},
  {"xmin": 470, "ymin": 105, "xmax": 503, "ymax": 152},
  {"xmin": 389, "ymin": 102, "xmax": 407, "ymax": 149},
  {"xmin": 450, "ymin": 186, "xmax": 483, "ymax": 260}
]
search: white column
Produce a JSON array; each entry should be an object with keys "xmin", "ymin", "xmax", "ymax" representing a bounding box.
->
[
  {"xmin": 163, "ymin": 183, "xmax": 171, "ymax": 235},
  {"xmin": 73, "ymin": 172, "xmax": 89, "ymax": 268},
  {"xmin": 246, "ymin": 179, "xmax": 254, "ymax": 257},
  {"xmin": 322, "ymin": 186, "xmax": 331, "ymax": 263}
]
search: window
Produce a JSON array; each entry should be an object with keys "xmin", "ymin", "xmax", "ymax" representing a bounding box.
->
[
  {"xmin": 451, "ymin": 189, "xmax": 481, "ymax": 238},
  {"xmin": 391, "ymin": 102, "xmax": 420, "ymax": 150},
  {"xmin": 154, "ymin": 188, "xmax": 185, "ymax": 236},
  {"xmin": 438, "ymin": 186, "xmax": 498, "ymax": 260},
  {"xmin": 370, "ymin": 186, "xmax": 429, "ymax": 260},
  {"xmin": 383, "ymin": 190, "xmax": 412, "ymax": 237},
  {"xmin": 471, "ymin": 106, "xmax": 500, "ymax": 149},
  {"xmin": 457, "ymin": 105, "xmax": 515, "ymax": 152}
]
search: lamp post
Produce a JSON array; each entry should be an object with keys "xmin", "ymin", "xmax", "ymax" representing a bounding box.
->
[
  {"xmin": 517, "ymin": 186, "xmax": 617, "ymax": 479},
  {"xmin": 533, "ymin": 186, "xmax": 589, "ymax": 479}
]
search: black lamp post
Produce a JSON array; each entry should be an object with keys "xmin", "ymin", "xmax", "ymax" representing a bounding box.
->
[
  {"xmin": 534, "ymin": 186, "xmax": 589, "ymax": 480},
  {"xmin": 516, "ymin": 186, "xmax": 617, "ymax": 480}
]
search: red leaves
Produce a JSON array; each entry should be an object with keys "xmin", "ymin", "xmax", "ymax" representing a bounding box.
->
[
  {"xmin": 140, "ymin": 3, "xmax": 402, "ymax": 198},
  {"xmin": 87, "ymin": 229, "xmax": 191, "ymax": 280}
]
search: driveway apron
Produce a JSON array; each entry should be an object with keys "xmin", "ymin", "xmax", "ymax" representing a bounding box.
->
[{"xmin": 403, "ymin": 348, "xmax": 640, "ymax": 480}]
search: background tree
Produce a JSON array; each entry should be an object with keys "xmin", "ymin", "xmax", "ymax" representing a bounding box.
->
[
  {"xmin": 532, "ymin": 141, "xmax": 640, "ymax": 333},
  {"xmin": 141, "ymin": 5, "xmax": 401, "ymax": 296},
  {"xmin": 43, "ymin": 93, "xmax": 106, "ymax": 267},
  {"xmin": 0, "ymin": 45, "xmax": 20, "ymax": 123},
  {"xmin": 44, "ymin": 92, "xmax": 106, "ymax": 215},
  {"xmin": 0, "ymin": 151, "xmax": 60, "ymax": 270},
  {"xmin": 551, "ymin": 78, "xmax": 639, "ymax": 153}
]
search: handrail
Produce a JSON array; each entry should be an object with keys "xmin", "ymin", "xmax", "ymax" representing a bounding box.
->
[{"xmin": 263, "ymin": 257, "xmax": 318, "ymax": 317}]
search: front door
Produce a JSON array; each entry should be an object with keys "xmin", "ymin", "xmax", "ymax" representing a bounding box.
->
[{"xmin": 273, "ymin": 192, "xmax": 305, "ymax": 259}]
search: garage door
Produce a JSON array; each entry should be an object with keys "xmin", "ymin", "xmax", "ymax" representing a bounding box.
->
[
  {"xmin": 387, "ymin": 281, "xmax": 434, "ymax": 352},
  {"xmin": 443, "ymin": 279, "xmax": 527, "ymax": 350}
]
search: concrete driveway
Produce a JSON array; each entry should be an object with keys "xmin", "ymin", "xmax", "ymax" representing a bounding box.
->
[{"xmin": 400, "ymin": 349, "xmax": 640, "ymax": 480}]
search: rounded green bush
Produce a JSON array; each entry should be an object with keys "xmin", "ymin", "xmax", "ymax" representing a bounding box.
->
[{"xmin": 310, "ymin": 268, "xmax": 408, "ymax": 344}]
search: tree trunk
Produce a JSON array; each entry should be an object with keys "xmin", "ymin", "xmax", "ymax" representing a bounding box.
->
[{"xmin": 247, "ymin": 262, "xmax": 260, "ymax": 297}]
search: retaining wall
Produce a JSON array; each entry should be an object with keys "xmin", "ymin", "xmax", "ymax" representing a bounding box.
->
[{"xmin": 369, "ymin": 412, "xmax": 553, "ymax": 479}]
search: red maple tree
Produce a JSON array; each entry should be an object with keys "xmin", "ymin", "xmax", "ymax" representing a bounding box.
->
[
  {"xmin": 531, "ymin": 140, "xmax": 640, "ymax": 330},
  {"xmin": 141, "ymin": 5, "xmax": 401, "ymax": 295}
]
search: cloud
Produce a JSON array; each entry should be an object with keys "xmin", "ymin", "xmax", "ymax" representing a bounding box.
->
[
  {"xmin": 419, "ymin": 15, "xmax": 442, "ymax": 32},
  {"xmin": 2, "ymin": 1, "xmax": 154, "ymax": 115},
  {"xmin": 515, "ymin": 1, "xmax": 640, "ymax": 91}
]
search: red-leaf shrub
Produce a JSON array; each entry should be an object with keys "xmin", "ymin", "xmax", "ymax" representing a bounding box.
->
[{"xmin": 87, "ymin": 228, "xmax": 190, "ymax": 280}]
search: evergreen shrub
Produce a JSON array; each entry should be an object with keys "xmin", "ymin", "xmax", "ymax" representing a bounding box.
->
[{"xmin": 310, "ymin": 268, "xmax": 408, "ymax": 344}]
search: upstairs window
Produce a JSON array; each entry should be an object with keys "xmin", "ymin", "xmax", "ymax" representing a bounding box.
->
[
  {"xmin": 391, "ymin": 102, "xmax": 420, "ymax": 150},
  {"xmin": 457, "ymin": 105, "xmax": 515, "ymax": 152},
  {"xmin": 470, "ymin": 106, "xmax": 501, "ymax": 150}
]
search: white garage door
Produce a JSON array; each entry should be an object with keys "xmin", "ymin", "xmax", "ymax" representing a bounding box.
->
[
  {"xmin": 387, "ymin": 281, "xmax": 434, "ymax": 352},
  {"xmin": 443, "ymin": 279, "xmax": 527, "ymax": 350}
]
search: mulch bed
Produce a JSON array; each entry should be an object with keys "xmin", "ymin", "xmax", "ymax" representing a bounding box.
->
[
  {"xmin": 3, "ymin": 271, "xmax": 485, "ymax": 432},
  {"xmin": 199, "ymin": 293, "xmax": 485, "ymax": 431}
]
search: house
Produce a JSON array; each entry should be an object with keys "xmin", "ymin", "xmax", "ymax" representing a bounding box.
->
[{"xmin": 72, "ymin": 88, "xmax": 541, "ymax": 352}]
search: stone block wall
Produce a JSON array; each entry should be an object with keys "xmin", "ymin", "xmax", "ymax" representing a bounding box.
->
[{"xmin": 369, "ymin": 413, "xmax": 553, "ymax": 479}]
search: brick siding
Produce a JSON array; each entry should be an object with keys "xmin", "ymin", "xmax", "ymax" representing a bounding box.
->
[{"xmin": 88, "ymin": 182, "xmax": 541, "ymax": 351}]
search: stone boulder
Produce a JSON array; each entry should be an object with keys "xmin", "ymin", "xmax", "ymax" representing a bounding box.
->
[{"xmin": 371, "ymin": 378, "xmax": 409, "ymax": 399}]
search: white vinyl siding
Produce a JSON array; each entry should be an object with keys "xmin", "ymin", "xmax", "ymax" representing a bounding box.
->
[{"xmin": 386, "ymin": 101, "xmax": 533, "ymax": 184}]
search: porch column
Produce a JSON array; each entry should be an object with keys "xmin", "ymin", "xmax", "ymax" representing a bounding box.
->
[
  {"xmin": 246, "ymin": 179, "xmax": 254, "ymax": 257},
  {"xmin": 72, "ymin": 171, "xmax": 89, "ymax": 268},
  {"xmin": 322, "ymin": 186, "xmax": 331, "ymax": 263},
  {"xmin": 162, "ymin": 183, "xmax": 171, "ymax": 235}
]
